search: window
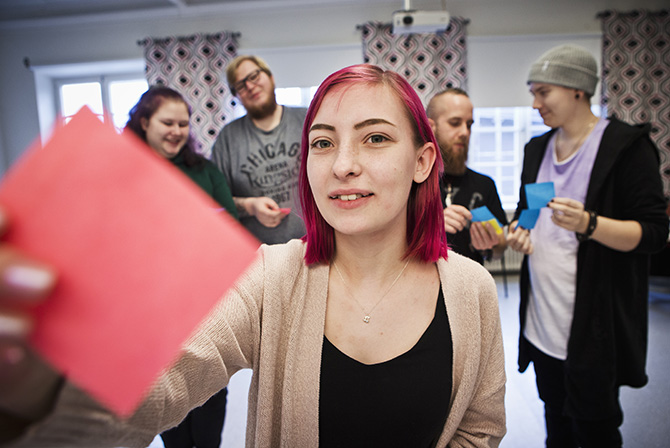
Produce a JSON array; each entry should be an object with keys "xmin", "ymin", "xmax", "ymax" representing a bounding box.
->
[
  {"xmin": 276, "ymin": 86, "xmax": 318, "ymax": 108},
  {"xmin": 57, "ymin": 76, "xmax": 148, "ymax": 132},
  {"xmin": 59, "ymin": 81, "xmax": 104, "ymax": 123},
  {"xmin": 108, "ymin": 79, "xmax": 151, "ymax": 130},
  {"xmin": 469, "ymin": 107, "xmax": 548, "ymax": 210}
]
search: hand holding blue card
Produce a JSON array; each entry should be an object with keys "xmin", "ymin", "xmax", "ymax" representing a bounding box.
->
[
  {"xmin": 525, "ymin": 182, "xmax": 555, "ymax": 209},
  {"xmin": 470, "ymin": 206, "xmax": 503, "ymax": 234},
  {"xmin": 517, "ymin": 182, "xmax": 555, "ymax": 229}
]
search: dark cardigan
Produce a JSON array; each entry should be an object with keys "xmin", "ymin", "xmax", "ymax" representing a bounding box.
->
[{"xmin": 513, "ymin": 117, "xmax": 669, "ymax": 420}]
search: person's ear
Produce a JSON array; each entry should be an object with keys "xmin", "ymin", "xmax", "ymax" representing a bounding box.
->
[
  {"xmin": 140, "ymin": 117, "xmax": 149, "ymax": 132},
  {"xmin": 414, "ymin": 142, "xmax": 437, "ymax": 183},
  {"xmin": 428, "ymin": 117, "xmax": 436, "ymax": 134},
  {"xmin": 575, "ymin": 90, "xmax": 581, "ymax": 100}
]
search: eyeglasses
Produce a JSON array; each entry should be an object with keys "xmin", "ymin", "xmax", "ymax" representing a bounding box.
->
[{"xmin": 233, "ymin": 69, "xmax": 263, "ymax": 94}]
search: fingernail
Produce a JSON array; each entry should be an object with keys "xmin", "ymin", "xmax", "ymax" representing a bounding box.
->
[
  {"xmin": 4, "ymin": 265, "xmax": 55, "ymax": 293},
  {"xmin": 0, "ymin": 314, "xmax": 31, "ymax": 337}
]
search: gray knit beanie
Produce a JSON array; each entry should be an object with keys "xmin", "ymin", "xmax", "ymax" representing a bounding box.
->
[{"xmin": 527, "ymin": 44, "xmax": 599, "ymax": 95}]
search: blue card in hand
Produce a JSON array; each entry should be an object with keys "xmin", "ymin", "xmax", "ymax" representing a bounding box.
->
[
  {"xmin": 470, "ymin": 206, "xmax": 503, "ymax": 234},
  {"xmin": 525, "ymin": 182, "xmax": 555, "ymax": 210},
  {"xmin": 517, "ymin": 209, "xmax": 541, "ymax": 229}
]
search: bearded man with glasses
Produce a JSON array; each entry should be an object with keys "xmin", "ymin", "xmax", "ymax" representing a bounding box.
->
[{"xmin": 211, "ymin": 55, "xmax": 307, "ymax": 245}]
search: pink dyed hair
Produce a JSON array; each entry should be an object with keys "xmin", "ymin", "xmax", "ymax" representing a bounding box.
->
[{"xmin": 299, "ymin": 64, "xmax": 448, "ymax": 265}]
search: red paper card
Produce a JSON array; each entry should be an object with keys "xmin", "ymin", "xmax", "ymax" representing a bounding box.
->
[{"xmin": 0, "ymin": 107, "xmax": 260, "ymax": 416}]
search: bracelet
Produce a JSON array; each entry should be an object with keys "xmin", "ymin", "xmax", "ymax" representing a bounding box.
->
[{"xmin": 576, "ymin": 210, "xmax": 598, "ymax": 242}]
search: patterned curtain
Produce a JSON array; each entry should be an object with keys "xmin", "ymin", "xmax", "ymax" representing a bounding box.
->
[
  {"xmin": 139, "ymin": 31, "xmax": 239, "ymax": 157},
  {"xmin": 360, "ymin": 19, "xmax": 469, "ymax": 106},
  {"xmin": 599, "ymin": 9, "xmax": 670, "ymax": 198}
]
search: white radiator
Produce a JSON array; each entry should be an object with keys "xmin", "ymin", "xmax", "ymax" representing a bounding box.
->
[{"xmin": 484, "ymin": 248, "xmax": 524, "ymax": 275}]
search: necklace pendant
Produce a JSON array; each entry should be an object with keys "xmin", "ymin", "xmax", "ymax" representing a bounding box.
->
[{"xmin": 363, "ymin": 315, "xmax": 371, "ymax": 323}]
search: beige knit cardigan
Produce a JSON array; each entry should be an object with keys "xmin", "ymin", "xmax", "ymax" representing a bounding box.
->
[{"xmin": 9, "ymin": 239, "xmax": 506, "ymax": 447}]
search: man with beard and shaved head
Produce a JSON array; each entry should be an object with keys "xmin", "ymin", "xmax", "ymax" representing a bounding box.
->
[
  {"xmin": 211, "ymin": 55, "xmax": 306, "ymax": 244},
  {"xmin": 427, "ymin": 88, "xmax": 508, "ymax": 264}
]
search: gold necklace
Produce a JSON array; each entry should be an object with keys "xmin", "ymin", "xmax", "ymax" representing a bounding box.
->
[
  {"xmin": 555, "ymin": 117, "xmax": 598, "ymax": 160},
  {"xmin": 332, "ymin": 259, "xmax": 411, "ymax": 324}
]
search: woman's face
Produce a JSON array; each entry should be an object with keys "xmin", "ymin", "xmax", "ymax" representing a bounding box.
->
[
  {"xmin": 529, "ymin": 82, "xmax": 579, "ymax": 129},
  {"xmin": 141, "ymin": 99, "xmax": 190, "ymax": 159},
  {"xmin": 307, "ymin": 83, "xmax": 435, "ymax": 240}
]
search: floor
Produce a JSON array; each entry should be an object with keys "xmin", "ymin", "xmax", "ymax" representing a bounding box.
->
[{"xmin": 147, "ymin": 274, "xmax": 670, "ymax": 448}]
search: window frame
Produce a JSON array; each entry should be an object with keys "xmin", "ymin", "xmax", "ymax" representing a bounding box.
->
[
  {"xmin": 31, "ymin": 59, "xmax": 146, "ymax": 143},
  {"xmin": 54, "ymin": 73, "xmax": 149, "ymax": 131}
]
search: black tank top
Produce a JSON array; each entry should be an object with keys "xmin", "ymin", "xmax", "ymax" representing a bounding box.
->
[{"xmin": 319, "ymin": 288, "xmax": 453, "ymax": 447}]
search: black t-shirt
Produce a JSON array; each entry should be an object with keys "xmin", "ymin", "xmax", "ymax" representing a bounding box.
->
[
  {"xmin": 319, "ymin": 288, "xmax": 452, "ymax": 447},
  {"xmin": 440, "ymin": 168, "xmax": 508, "ymax": 264}
]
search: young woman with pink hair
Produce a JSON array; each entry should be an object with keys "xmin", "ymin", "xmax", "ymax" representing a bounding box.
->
[{"xmin": 0, "ymin": 64, "xmax": 505, "ymax": 447}]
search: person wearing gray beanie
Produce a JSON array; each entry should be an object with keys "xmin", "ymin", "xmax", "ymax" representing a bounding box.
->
[
  {"xmin": 508, "ymin": 44, "xmax": 669, "ymax": 448},
  {"xmin": 527, "ymin": 44, "xmax": 599, "ymax": 97}
]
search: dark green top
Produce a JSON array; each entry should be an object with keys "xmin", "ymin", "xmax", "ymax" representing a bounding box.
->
[{"xmin": 170, "ymin": 150, "xmax": 238, "ymax": 220}]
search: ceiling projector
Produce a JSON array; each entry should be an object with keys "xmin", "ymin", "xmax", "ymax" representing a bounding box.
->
[{"xmin": 392, "ymin": 9, "xmax": 450, "ymax": 35}]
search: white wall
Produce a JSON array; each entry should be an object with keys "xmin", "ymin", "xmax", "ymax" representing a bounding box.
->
[
  {"xmin": 248, "ymin": 44, "xmax": 363, "ymax": 90},
  {"xmin": 469, "ymin": 34, "xmax": 602, "ymax": 108},
  {"xmin": 0, "ymin": 0, "xmax": 666, "ymax": 175}
]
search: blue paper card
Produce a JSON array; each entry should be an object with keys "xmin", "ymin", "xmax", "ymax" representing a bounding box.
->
[
  {"xmin": 471, "ymin": 205, "xmax": 496, "ymax": 222},
  {"xmin": 525, "ymin": 182, "xmax": 555, "ymax": 210},
  {"xmin": 517, "ymin": 208, "xmax": 541, "ymax": 229},
  {"xmin": 470, "ymin": 206, "xmax": 503, "ymax": 234}
]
